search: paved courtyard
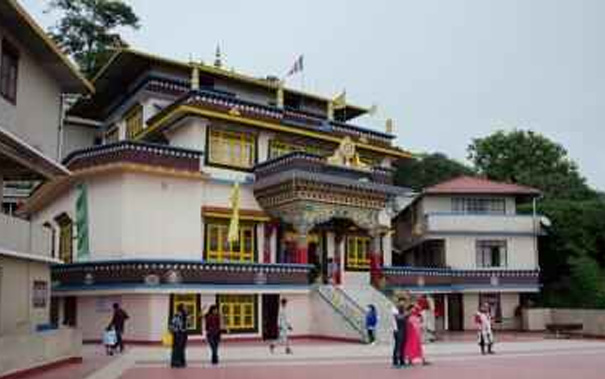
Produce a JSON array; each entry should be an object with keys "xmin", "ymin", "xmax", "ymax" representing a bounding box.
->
[{"xmin": 21, "ymin": 335, "xmax": 605, "ymax": 379}]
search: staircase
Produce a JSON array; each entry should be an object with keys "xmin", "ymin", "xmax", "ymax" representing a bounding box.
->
[
  {"xmin": 315, "ymin": 285, "xmax": 368, "ymax": 342},
  {"xmin": 340, "ymin": 283, "xmax": 395, "ymax": 344}
]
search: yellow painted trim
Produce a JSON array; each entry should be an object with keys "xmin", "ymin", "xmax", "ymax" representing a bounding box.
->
[
  {"xmin": 142, "ymin": 105, "xmax": 412, "ymax": 159},
  {"xmin": 7, "ymin": 0, "xmax": 94, "ymax": 93},
  {"xmin": 203, "ymin": 212, "xmax": 269, "ymax": 222}
]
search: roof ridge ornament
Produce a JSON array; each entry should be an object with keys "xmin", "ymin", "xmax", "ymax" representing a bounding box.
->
[{"xmin": 214, "ymin": 44, "xmax": 223, "ymax": 68}]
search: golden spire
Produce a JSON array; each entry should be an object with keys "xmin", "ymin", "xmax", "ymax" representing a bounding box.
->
[
  {"xmin": 214, "ymin": 44, "xmax": 223, "ymax": 68},
  {"xmin": 386, "ymin": 118, "xmax": 394, "ymax": 134},
  {"xmin": 190, "ymin": 62, "xmax": 200, "ymax": 90}
]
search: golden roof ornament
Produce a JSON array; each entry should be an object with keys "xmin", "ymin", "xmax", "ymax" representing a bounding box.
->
[
  {"xmin": 327, "ymin": 136, "xmax": 369, "ymax": 170},
  {"xmin": 190, "ymin": 63, "xmax": 200, "ymax": 90},
  {"xmin": 386, "ymin": 118, "xmax": 394, "ymax": 134},
  {"xmin": 214, "ymin": 45, "xmax": 223, "ymax": 68}
]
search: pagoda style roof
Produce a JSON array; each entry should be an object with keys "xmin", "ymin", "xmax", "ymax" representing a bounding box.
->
[
  {"xmin": 0, "ymin": 0, "xmax": 93, "ymax": 93},
  {"xmin": 143, "ymin": 89, "xmax": 410, "ymax": 159},
  {"xmin": 69, "ymin": 48, "xmax": 366, "ymax": 121},
  {"xmin": 423, "ymin": 175, "xmax": 541, "ymax": 196}
]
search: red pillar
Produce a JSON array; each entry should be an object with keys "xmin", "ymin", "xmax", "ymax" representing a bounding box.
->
[{"xmin": 296, "ymin": 234, "xmax": 308, "ymax": 264}]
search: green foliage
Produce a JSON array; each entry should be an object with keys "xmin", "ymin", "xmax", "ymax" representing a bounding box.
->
[
  {"xmin": 468, "ymin": 130, "xmax": 596, "ymax": 201},
  {"xmin": 519, "ymin": 199, "xmax": 605, "ymax": 308},
  {"xmin": 394, "ymin": 152, "xmax": 474, "ymax": 191},
  {"xmin": 46, "ymin": 0, "xmax": 140, "ymax": 77}
]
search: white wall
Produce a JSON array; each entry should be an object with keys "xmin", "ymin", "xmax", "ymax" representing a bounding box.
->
[
  {"xmin": 61, "ymin": 123, "xmax": 97, "ymax": 158},
  {"xmin": 0, "ymin": 256, "xmax": 50, "ymax": 335},
  {"xmin": 444, "ymin": 235, "xmax": 537, "ymax": 269},
  {"xmin": 0, "ymin": 25, "xmax": 63, "ymax": 160}
]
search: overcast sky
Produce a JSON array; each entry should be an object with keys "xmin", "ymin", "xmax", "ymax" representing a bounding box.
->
[{"xmin": 22, "ymin": 0, "xmax": 605, "ymax": 190}]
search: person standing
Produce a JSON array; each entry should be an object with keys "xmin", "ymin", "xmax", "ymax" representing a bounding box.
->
[
  {"xmin": 170, "ymin": 304, "xmax": 188, "ymax": 368},
  {"xmin": 204, "ymin": 305, "xmax": 223, "ymax": 365},
  {"xmin": 109, "ymin": 303, "xmax": 129, "ymax": 353},
  {"xmin": 270, "ymin": 298, "xmax": 293, "ymax": 354},
  {"xmin": 365, "ymin": 304, "xmax": 378, "ymax": 345},
  {"xmin": 392, "ymin": 304, "xmax": 407, "ymax": 368},
  {"xmin": 405, "ymin": 304, "xmax": 429, "ymax": 366},
  {"xmin": 475, "ymin": 303, "xmax": 495, "ymax": 355}
]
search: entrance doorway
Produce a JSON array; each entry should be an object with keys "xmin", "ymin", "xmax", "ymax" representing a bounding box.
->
[
  {"xmin": 50, "ymin": 297, "xmax": 60, "ymax": 327},
  {"xmin": 63, "ymin": 296, "xmax": 77, "ymax": 327},
  {"xmin": 262, "ymin": 294, "xmax": 279, "ymax": 340},
  {"xmin": 447, "ymin": 294, "xmax": 463, "ymax": 331}
]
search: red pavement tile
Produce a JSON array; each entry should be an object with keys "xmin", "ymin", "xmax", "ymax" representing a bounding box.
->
[
  {"xmin": 15, "ymin": 346, "xmax": 116, "ymax": 379},
  {"xmin": 120, "ymin": 352, "xmax": 605, "ymax": 379}
]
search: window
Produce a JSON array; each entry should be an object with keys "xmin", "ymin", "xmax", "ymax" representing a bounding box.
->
[
  {"xmin": 479, "ymin": 293, "xmax": 502, "ymax": 322},
  {"xmin": 1, "ymin": 39, "xmax": 19, "ymax": 103},
  {"xmin": 452, "ymin": 197, "xmax": 506, "ymax": 215},
  {"xmin": 476, "ymin": 240, "xmax": 507, "ymax": 268},
  {"xmin": 170, "ymin": 294, "xmax": 201, "ymax": 332},
  {"xmin": 42, "ymin": 222, "xmax": 56, "ymax": 258},
  {"xmin": 346, "ymin": 235, "xmax": 371, "ymax": 270},
  {"xmin": 205, "ymin": 221, "xmax": 255, "ymax": 262},
  {"xmin": 55, "ymin": 213, "xmax": 73, "ymax": 263},
  {"xmin": 218, "ymin": 294, "xmax": 257, "ymax": 333},
  {"xmin": 208, "ymin": 129, "xmax": 256, "ymax": 169},
  {"xmin": 268, "ymin": 139, "xmax": 322, "ymax": 159},
  {"xmin": 124, "ymin": 104, "xmax": 143, "ymax": 139}
]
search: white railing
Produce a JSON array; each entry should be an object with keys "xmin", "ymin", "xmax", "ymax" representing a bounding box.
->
[
  {"xmin": 0, "ymin": 213, "xmax": 51, "ymax": 257},
  {"xmin": 316, "ymin": 285, "xmax": 367, "ymax": 340},
  {"xmin": 425, "ymin": 213, "xmax": 539, "ymax": 234}
]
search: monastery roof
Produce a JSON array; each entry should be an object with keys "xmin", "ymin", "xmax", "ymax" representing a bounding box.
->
[
  {"xmin": 0, "ymin": 0, "xmax": 93, "ymax": 93},
  {"xmin": 69, "ymin": 48, "xmax": 368, "ymax": 121},
  {"xmin": 423, "ymin": 175, "xmax": 541, "ymax": 196}
]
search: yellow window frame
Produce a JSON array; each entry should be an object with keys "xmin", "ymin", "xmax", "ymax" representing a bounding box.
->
[
  {"xmin": 125, "ymin": 104, "xmax": 143, "ymax": 140},
  {"xmin": 206, "ymin": 222, "xmax": 255, "ymax": 263},
  {"xmin": 218, "ymin": 294, "xmax": 256, "ymax": 333},
  {"xmin": 105, "ymin": 125, "xmax": 119, "ymax": 143},
  {"xmin": 172, "ymin": 294, "xmax": 200, "ymax": 331},
  {"xmin": 208, "ymin": 129, "xmax": 256, "ymax": 168},
  {"xmin": 56, "ymin": 214, "xmax": 73, "ymax": 264},
  {"xmin": 346, "ymin": 235, "xmax": 371, "ymax": 270}
]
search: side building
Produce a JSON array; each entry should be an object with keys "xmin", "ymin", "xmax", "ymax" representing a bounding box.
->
[
  {"xmin": 21, "ymin": 48, "xmax": 412, "ymax": 343},
  {"xmin": 390, "ymin": 176, "xmax": 542, "ymax": 331},
  {"xmin": 0, "ymin": 0, "xmax": 92, "ymax": 376}
]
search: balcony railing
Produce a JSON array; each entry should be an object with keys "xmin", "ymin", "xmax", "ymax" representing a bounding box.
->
[
  {"xmin": 51, "ymin": 259, "xmax": 313, "ymax": 290},
  {"xmin": 254, "ymin": 151, "xmax": 395, "ymax": 187},
  {"xmin": 423, "ymin": 213, "xmax": 541, "ymax": 235},
  {"xmin": 382, "ymin": 265, "xmax": 540, "ymax": 291},
  {"xmin": 0, "ymin": 213, "xmax": 52, "ymax": 258}
]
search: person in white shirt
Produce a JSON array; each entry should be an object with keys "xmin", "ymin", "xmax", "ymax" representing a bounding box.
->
[{"xmin": 474, "ymin": 303, "xmax": 495, "ymax": 355}]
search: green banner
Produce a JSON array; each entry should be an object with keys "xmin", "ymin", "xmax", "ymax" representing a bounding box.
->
[{"xmin": 75, "ymin": 183, "xmax": 90, "ymax": 259}]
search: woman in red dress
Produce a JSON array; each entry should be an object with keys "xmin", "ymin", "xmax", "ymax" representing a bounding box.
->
[{"xmin": 403, "ymin": 304, "xmax": 430, "ymax": 365}]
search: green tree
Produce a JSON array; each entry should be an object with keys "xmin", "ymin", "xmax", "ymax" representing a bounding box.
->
[
  {"xmin": 394, "ymin": 152, "xmax": 474, "ymax": 191},
  {"xmin": 46, "ymin": 0, "xmax": 140, "ymax": 77},
  {"xmin": 468, "ymin": 130, "xmax": 596, "ymax": 200},
  {"xmin": 522, "ymin": 199, "xmax": 605, "ymax": 308}
]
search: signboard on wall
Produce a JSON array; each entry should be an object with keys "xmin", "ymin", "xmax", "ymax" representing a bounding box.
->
[{"xmin": 32, "ymin": 281, "xmax": 48, "ymax": 308}]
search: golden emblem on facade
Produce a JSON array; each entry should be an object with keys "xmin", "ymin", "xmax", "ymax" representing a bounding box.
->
[{"xmin": 327, "ymin": 136, "xmax": 369, "ymax": 170}]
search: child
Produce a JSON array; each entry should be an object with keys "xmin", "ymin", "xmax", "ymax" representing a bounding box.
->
[
  {"xmin": 365, "ymin": 304, "xmax": 378, "ymax": 345},
  {"xmin": 103, "ymin": 326, "xmax": 117, "ymax": 356},
  {"xmin": 270, "ymin": 298, "xmax": 293, "ymax": 354}
]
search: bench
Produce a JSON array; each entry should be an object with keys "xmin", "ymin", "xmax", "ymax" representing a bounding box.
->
[{"xmin": 545, "ymin": 323, "xmax": 583, "ymax": 338}]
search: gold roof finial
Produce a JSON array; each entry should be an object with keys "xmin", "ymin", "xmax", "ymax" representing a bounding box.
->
[
  {"xmin": 190, "ymin": 62, "xmax": 200, "ymax": 90},
  {"xmin": 214, "ymin": 44, "xmax": 223, "ymax": 68},
  {"xmin": 386, "ymin": 118, "xmax": 394, "ymax": 134}
]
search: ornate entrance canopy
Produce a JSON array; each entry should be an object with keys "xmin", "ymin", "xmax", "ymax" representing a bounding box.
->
[{"xmin": 253, "ymin": 151, "xmax": 407, "ymax": 234}]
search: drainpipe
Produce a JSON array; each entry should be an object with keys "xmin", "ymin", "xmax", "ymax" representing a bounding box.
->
[{"xmin": 56, "ymin": 94, "xmax": 68, "ymax": 160}]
